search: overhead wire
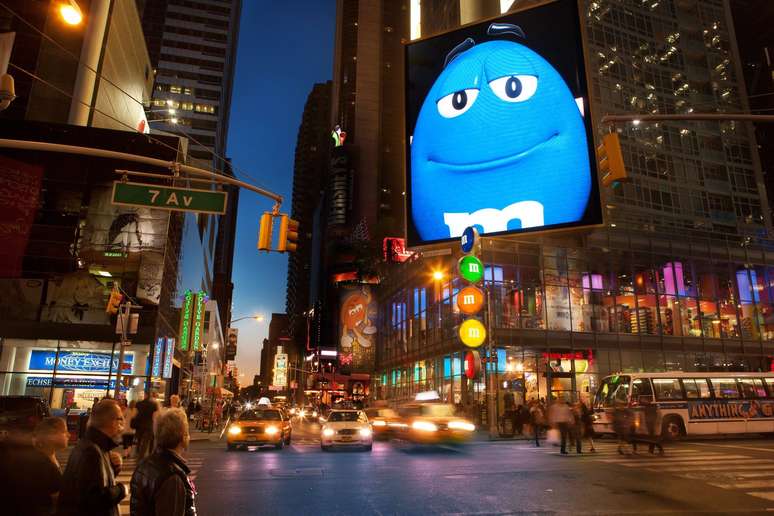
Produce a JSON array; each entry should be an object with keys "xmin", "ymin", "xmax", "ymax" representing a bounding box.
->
[{"xmin": 0, "ymin": 1, "xmax": 276, "ymax": 194}]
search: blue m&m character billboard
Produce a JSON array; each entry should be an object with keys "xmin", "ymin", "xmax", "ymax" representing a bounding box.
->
[{"xmin": 405, "ymin": 0, "xmax": 602, "ymax": 245}]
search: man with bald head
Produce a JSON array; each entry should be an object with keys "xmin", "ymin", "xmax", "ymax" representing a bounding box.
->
[{"xmin": 57, "ymin": 399, "xmax": 127, "ymax": 516}]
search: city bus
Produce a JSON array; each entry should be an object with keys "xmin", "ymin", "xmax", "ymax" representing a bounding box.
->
[{"xmin": 592, "ymin": 372, "xmax": 774, "ymax": 440}]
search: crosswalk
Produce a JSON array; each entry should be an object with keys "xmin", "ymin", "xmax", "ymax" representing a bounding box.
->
[
  {"xmin": 528, "ymin": 440, "xmax": 774, "ymax": 503},
  {"xmin": 57, "ymin": 449, "xmax": 206, "ymax": 515}
]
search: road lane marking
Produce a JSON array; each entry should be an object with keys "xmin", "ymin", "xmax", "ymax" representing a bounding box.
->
[
  {"xmin": 654, "ymin": 463, "xmax": 774, "ymax": 472},
  {"xmin": 695, "ymin": 442, "xmax": 774, "ymax": 453},
  {"xmin": 599, "ymin": 454, "xmax": 749, "ymax": 465},
  {"xmin": 709, "ymin": 480, "xmax": 774, "ymax": 489}
]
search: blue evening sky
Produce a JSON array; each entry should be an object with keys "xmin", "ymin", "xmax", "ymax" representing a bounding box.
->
[{"xmin": 226, "ymin": 1, "xmax": 335, "ymax": 384}]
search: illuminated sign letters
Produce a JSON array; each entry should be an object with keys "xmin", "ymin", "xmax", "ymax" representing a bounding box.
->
[
  {"xmin": 459, "ymin": 319, "xmax": 487, "ymax": 348},
  {"xmin": 163, "ymin": 338, "xmax": 175, "ymax": 378},
  {"xmin": 191, "ymin": 291, "xmax": 206, "ymax": 352},
  {"xmin": 459, "ymin": 256, "xmax": 484, "ymax": 283},
  {"xmin": 179, "ymin": 290, "xmax": 194, "ymax": 351},
  {"xmin": 457, "ymin": 286, "xmax": 484, "ymax": 314}
]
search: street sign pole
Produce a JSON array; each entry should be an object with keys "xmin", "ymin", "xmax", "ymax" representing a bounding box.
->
[{"xmin": 114, "ymin": 301, "xmax": 131, "ymax": 399}]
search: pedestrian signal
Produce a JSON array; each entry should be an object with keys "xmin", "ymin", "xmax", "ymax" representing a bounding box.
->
[
  {"xmin": 277, "ymin": 215, "xmax": 299, "ymax": 253},
  {"xmin": 257, "ymin": 212, "xmax": 273, "ymax": 251},
  {"xmin": 597, "ymin": 132, "xmax": 627, "ymax": 187},
  {"xmin": 106, "ymin": 287, "xmax": 123, "ymax": 314}
]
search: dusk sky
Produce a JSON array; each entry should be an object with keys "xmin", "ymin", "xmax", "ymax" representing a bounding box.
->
[{"xmin": 226, "ymin": 1, "xmax": 335, "ymax": 384}]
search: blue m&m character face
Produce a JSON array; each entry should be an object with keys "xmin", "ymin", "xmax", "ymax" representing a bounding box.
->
[{"xmin": 410, "ymin": 36, "xmax": 591, "ymax": 241}]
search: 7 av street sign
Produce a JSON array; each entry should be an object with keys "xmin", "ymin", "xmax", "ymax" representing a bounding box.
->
[{"xmin": 111, "ymin": 181, "xmax": 227, "ymax": 215}]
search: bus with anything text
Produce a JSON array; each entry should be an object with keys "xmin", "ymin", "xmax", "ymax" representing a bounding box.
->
[{"xmin": 592, "ymin": 372, "xmax": 774, "ymax": 440}]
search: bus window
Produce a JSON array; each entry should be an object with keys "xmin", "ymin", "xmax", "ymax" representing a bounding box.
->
[
  {"xmin": 631, "ymin": 378, "xmax": 653, "ymax": 403},
  {"xmin": 711, "ymin": 378, "xmax": 740, "ymax": 399},
  {"xmin": 652, "ymin": 378, "xmax": 683, "ymax": 401},
  {"xmin": 683, "ymin": 379, "xmax": 712, "ymax": 399},
  {"xmin": 766, "ymin": 378, "xmax": 774, "ymax": 396},
  {"xmin": 738, "ymin": 378, "xmax": 766, "ymax": 398},
  {"xmin": 594, "ymin": 375, "xmax": 630, "ymax": 408}
]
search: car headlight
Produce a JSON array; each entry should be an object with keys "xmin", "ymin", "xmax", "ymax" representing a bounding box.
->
[
  {"xmin": 359, "ymin": 427, "xmax": 372, "ymax": 437},
  {"xmin": 412, "ymin": 421, "xmax": 438, "ymax": 432},
  {"xmin": 228, "ymin": 425, "xmax": 242, "ymax": 435},
  {"xmin": 372, "ymin": 420, "xmax": 387, "ymax": 427},
  {"xmin": 299, "ymin": 410, "xmax": 306, "ymax": 417},
  {"xmin": 322, "ymin": 427, "xmax": 335, "ymax": 437},
  {"xmin": 448, "ymin": 420, "xmax": 475, "ymax": 431},
  {"xmin": 265, "ymin": 426, "xmax": 279, "ymax": 435}
]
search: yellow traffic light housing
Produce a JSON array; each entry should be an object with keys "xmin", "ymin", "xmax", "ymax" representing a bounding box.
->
[
  {"xmin": 277, "ymin": 214, "xmax": 299, "ymax": 253},
  {"xmin": 106, "ymin": 287, "xmax": 123, "ymax": 314},
  {"xmin": 597, "ymin": 132, "xmax": 628, "ymax": 187},
  {"xmin": 257, "ymin": 212, "xmax": 274, "ymax": 251}
]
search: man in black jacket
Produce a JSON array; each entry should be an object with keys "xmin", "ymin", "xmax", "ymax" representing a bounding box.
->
[
  {"xmin": 57, "ymin": 399, "xmax": 127, "ymax": 516},
  {"xmin": 130, "ymin": 408, "xmax": 196, "ymax": 516}
]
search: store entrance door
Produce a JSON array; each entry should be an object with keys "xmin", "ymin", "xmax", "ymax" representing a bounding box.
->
[{"xmin": 547, "ymin": 372, "xmax": 575, "ymax": 402}]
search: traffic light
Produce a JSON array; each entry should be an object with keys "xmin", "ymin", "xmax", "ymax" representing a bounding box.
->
[
  {"xmin": 276, "ymin": 214, "xmax": 299, "ymax": 253},
  {"xmin": 257, "ymin": 212, "xmax": 273, "ymax": 251},
  {"xmin": 597, "ymin": 132, "xmax": 628, "ymax": 187},
  {"xmin": 106, "ymin": 287, "xmax": 123, "ymax": 314}
]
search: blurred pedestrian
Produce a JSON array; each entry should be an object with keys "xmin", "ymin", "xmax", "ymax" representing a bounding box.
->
[
  {"xmin": 135, "ymin": 392, "xmax": 159, "ymax": 460},
  {"xmin": 122, "ymin": 400, "xmax": 137, "ymax": 459},
  {"xmin": 643, "ymin": 398, "xmax": 664, "ymax": 455},
  {"xmin": 513, "ymin": 404, "xmax": 524, "ymax": 435},
  {"xmin": 549, "ymin": 400, "xmax": 577, "ymax": 455},
  {"xmin": 169, "ymin": 394, "xmax": 181, "ymax": 409},
  {"xmin": 613, "ymin": 401, "xmax": 635, "ymax": 455},
  {"xmin": 528, "ymin": 400, "xmax": 545, "ymax": 447},
  {"xmin": 130, "ymin": 408, "xmax": 196, "ymax": 516},
  {"xmin": 578, "ymin": 400, "xmax": 596, "ymax": 452},
  {"xmin": 0, "ymin": 416, "xmax": 68, "ymax": 516},
  {"xmin": 57, "ymin": 400, "xmax": 126, "ymax": 516}
]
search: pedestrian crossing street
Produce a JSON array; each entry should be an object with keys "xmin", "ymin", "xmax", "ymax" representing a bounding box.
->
[
  {"xmin": 57, "ymin": 449, "xmax": 206, "ymax": 515},
  {"xmin": 528, "ymin": 440, "xmax": 774, "ymax": 503}
]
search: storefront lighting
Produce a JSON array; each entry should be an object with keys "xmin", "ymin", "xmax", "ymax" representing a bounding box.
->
[
  {"xmin": 211, "ymin": 342, "xmax": 219, "ymax": 350},
  {"xmin": 132, "ymin": 378, "xmax": 142, "ymax": 387}
]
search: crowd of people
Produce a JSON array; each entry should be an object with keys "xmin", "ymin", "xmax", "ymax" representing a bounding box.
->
[{"xmin": 0, "ymin": 392, "xmax": 198, "ymax": 516}]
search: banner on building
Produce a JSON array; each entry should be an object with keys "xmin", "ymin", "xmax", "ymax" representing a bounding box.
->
[
  {"xmin": 226, "ymin": 328, "xmax": 238, "ymax": 361},
  {"xmin": 152, "ymin": 338, "xmax": 164, "ymax": 377},
  {"xmin": 327, "ymin": 146, "xmax": 351, "ymax": 227},
  {"xmin": 0, "ymin": 156, "xmax": 43, "ymax": 278},
  {"xmin": 163, "ymin": 337, "xmax": 175, "ymax": 378},
  {"xmin": 273, "ymin": 351, "xmax": 288, "ymax": 388},
  {"xmin": 338, "ymin": 285, "xmax": 376, "ymax": 373}
]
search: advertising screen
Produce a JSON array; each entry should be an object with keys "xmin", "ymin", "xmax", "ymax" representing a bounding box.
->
[{"xmin": 405, "ymin": 0, "xmax": 602, "ymax": 246}]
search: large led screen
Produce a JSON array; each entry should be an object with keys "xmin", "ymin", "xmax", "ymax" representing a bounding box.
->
[{"xmin": 405, "ymin": 0, "xmax": 602, "ymax": 246}]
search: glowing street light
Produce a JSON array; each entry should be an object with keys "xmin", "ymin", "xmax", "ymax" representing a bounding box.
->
[
  {"xmin": 59, "ymin": 1, "xmax": 83, "ymax": 25},
  {"xmin": 432, "ymin": 270, "xmax": 445, "ymax": 281}
]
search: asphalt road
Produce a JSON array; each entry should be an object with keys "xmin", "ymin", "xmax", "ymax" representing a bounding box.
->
[{"xmin": 189, "ymin": 420, "xmax": 774, "ymax": 515}]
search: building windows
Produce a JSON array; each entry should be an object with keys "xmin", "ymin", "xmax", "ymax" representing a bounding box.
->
[
  {"xmin": 195, "ymin": 104, "xmax": 216, "ymax": 114},
  {"xmin": 170, "ymin": 85, "xmax": 182, "ymax": 94}
]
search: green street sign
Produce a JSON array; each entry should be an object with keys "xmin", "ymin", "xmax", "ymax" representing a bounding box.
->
[
  {"xmin": 112, "ymin": 181, "xmax": 227, "ymax": 215},
  {"xmin": 459, "ymin": 255, "xmax": 484, "ymax": 283}
]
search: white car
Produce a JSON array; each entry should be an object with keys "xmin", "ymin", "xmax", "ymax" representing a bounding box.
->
[{"xmin": 320, "ymin": 409, "xmax": 372, "ymax": 451}]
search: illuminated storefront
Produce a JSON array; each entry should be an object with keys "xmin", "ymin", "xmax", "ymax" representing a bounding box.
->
[
  {"xmin": 0, "ymin": 339, "xmax": 152, "ymax": 409},
  {"xmin": 373, "ymin": 230, "xmax": 774, "ymax": 426}
]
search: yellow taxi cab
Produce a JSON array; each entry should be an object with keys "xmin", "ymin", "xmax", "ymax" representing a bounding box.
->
[
  {"xmin": 226, "ymin": 407, "xmax": 291, "ymax": 450},
  {"xmin": 396, "ymin": 400, "xmax": 475, "ymax": 444},
  {"xmin": 364, "ymin": 407, "xmax": 402, "ymax": 440}
]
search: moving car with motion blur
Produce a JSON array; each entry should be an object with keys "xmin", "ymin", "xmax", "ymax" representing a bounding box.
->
[
  {"xmin": 226, "ymin": 408, "xmax": 292, "ymax": 450},
  {"xmin": 396, "ymin": 402, "xmax": 475, "ymax": 444},
  {"xmin": 320, "ymin": 409, "xmax": 372, "ymax": 451},
  {"xmin": 364, "ymin": 407, "xmax": 402, "ymax": 440}
]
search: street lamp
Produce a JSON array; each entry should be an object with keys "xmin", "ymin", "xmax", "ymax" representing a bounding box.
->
[
  {"xmin": 432, "ymin": 269, "xmax": 445, "ymax": 281},
  {"xmin": 230, "ymin": 314, "xmax": 265, "ymax": 324},
  {"xmin": 59, "ymin": 1, "xmax": 83, "ymax": 25}
]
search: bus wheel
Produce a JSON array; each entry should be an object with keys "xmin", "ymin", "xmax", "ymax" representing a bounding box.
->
[{"xmin": 661, "ymin": 417, "xmax": 684, "ymax": 441}]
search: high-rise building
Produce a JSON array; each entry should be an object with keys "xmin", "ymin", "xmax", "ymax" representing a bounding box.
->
[
  {"xmin": 138, "ymin": 0, "xmax": 242, "ymax": 338},
  {"xmin": 321, "ymin": 0, "xmax": 774, "ymax": 429},
  {"xmin": 729, "ymin": 0, "xmax": 774, "ymax": 222},
  {"xmin": 139, "ymin": 0, "xmax": 241, "ymax": 167},
  {"xmin": 286, "ymin": 82, "xmax": 332, "ymax": 348}
]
